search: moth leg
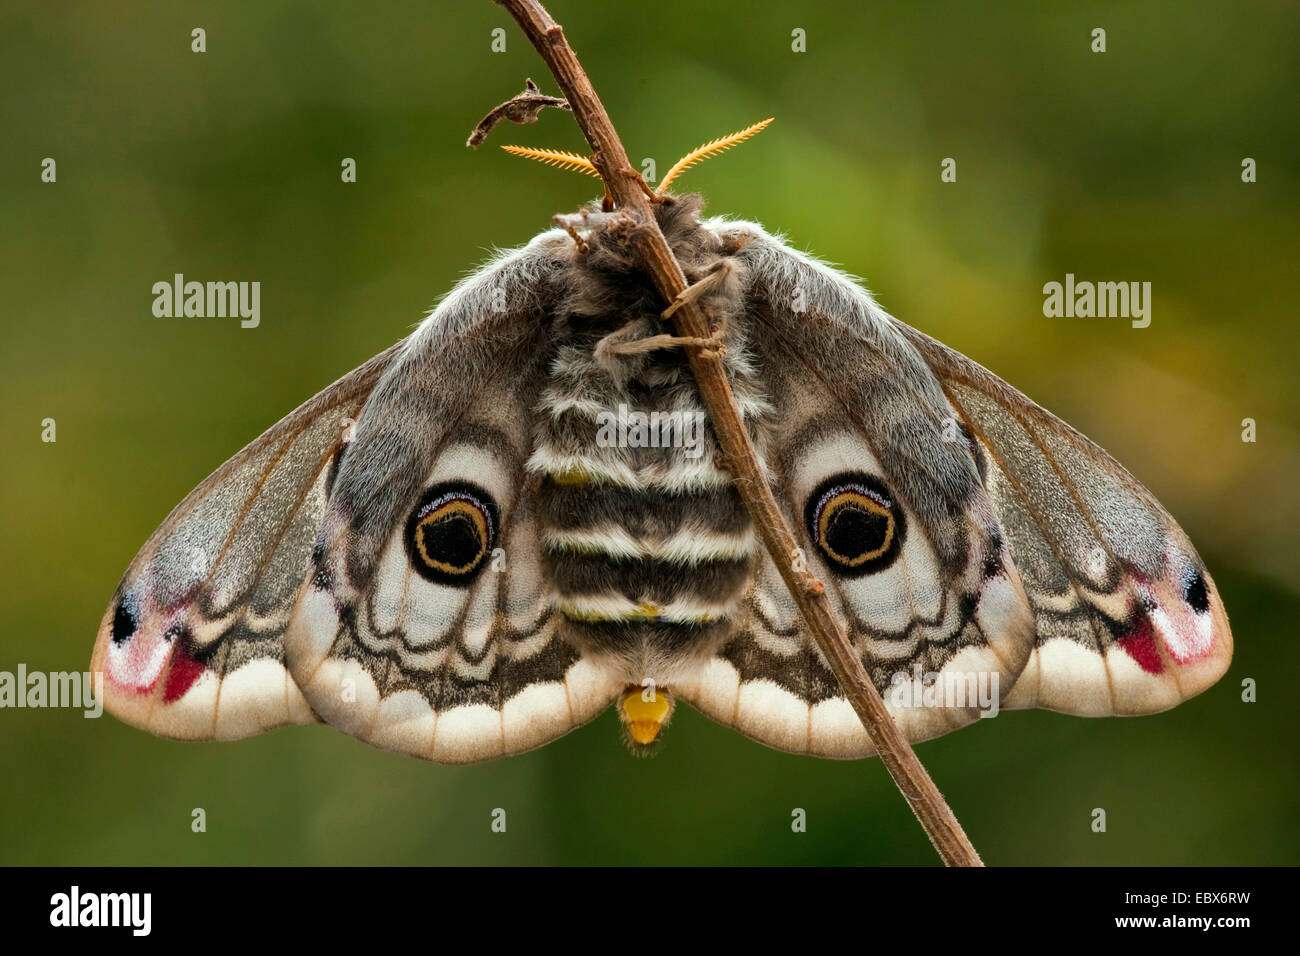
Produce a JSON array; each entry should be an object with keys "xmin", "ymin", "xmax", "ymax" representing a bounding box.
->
[
  {"xmin": 553, "ymin": 207, "xmax": 630, "ymax": 252},
  {"xmin": 593, "ymin": 261, "xmax": 734, "ymax": 370},
  {"xmin": 552, "ymin": 214, "xmax": 589, "ymax": 253},
  {"xmin": 661, "ymin": 259, "xmax": 734, "ymax": 321},
  {"xmin": 620, "ymin": 165, "xmax": 659, "ymax": 202},
  {"xmin": 593, "ymin": 321, "xmax": 727, "ymax": 366}
]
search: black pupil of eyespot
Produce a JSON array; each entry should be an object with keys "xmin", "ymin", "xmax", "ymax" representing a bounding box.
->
[
  {"xmin": 826, "ymin": 502, "xmax": 888, "ymax": 558},
  {"xmin": 421, "ymin": 509, "xmax": 484, "ymax": 568},
  {"xmin": 405, "ymin": 482, "xmax": 497, "ymax": 586},
  {"xmin": 804, "ymin": 472, "xmax": 905, "ymax": 578}
]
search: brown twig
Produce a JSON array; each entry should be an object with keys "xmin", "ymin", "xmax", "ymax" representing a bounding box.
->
[
  {"xmin": 467, "ymin": 77, "xmax": 571, "ymax": 148},
  {"xmin": 488, "ymin": 0, "xmax": 983, "ymax": 867}
]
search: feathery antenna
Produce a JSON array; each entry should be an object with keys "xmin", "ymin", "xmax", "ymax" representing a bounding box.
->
[
  {"xmin": 656, "ymin": 117, "xmax": 773, "ymax": 196},
  {"xmin": 500, "ymin": 118, "xmax": 774, "ymax": 195},
  {"xmin": 499, "ymin": 145, "xmax": 601, "ymax": 177}
]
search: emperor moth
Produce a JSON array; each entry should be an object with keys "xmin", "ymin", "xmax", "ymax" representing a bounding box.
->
[{"xmin": 91, "ymin": 120, "xmax": 1232, "ymax": 763}]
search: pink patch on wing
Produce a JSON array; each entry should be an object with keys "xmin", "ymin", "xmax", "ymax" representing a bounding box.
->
[
  {"xmin": 162, "ymin": 641, "xmax": 206, "ymax": 703},
  {"xmin": 1132, "ymin": 551, "xmax": 1217, "ymax": 665},
  {"xmin": 107, "ymin": 620, "xmax": 172, "ymax": 694},
  {"xmin": 1116, "ymin": 617, "xmax": 1164, "ymax": 674}
]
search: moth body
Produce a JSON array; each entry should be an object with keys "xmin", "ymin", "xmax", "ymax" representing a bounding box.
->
[{"xmin": 530, "ymin": 201, "xmax": 764, "ymax": 711}]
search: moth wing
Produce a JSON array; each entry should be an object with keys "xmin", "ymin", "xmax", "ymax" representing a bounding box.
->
[
  {"xmin": 285, "ymin": 232, "xmax": 624, "ymax": 764},
  {"xmin": 675, "ymin": 223, "xmax": 1036, "ymax": 757},
  {"xmin": 91, "ymin": 343, "xmax": 402, "ymax": 740},
  {"xmin": 894, "ymin": 321, "xmax": 1233, "ymax": 716},
  {"xmin": 675, "ymin": 222, "xmax": 1230, "ymax": 757}
]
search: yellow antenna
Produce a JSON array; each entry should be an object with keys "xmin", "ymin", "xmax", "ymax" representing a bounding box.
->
[
  {"xmin": 499, "ymin": 145, "xmax": 601, "ymax": 178},
  {"xmin": 501, "ymin": 118, "xmax": 774, "ymax": 196},
  {"xmin": 656, "ymin": 117, "xmax": 773, "ymax": 196}
]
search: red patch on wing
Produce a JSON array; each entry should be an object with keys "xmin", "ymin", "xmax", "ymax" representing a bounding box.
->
[
  {"xmin": 162, "ymin": 641, "xmax": 206, "ymax": 703},
  {"xmin": 1116, "ymin": 617, "xmax": 1164, "ymax": 674}
]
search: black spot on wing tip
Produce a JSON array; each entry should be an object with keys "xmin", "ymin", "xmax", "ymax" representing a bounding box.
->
[
  {"xmin": 111, "ymin": 599, "xmax": 137, "ymax": 645},
  {"xmin": 1185, "ymin": 570, "xmax": 1210, "ymax": 614}
]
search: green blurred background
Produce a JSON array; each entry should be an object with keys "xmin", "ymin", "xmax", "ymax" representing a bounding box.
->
[{"xmin": 2, "ymin": 0, "xmax": 1297, "ymax": 865}]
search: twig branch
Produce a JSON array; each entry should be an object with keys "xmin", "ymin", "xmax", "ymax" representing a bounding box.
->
[
  {"xmin": 466, "ymin": 77, "xmax": 571, "ymax": 148},
  {"xmin": 488, "ymin": 0, "xmax": 983, "ymax": 867}
]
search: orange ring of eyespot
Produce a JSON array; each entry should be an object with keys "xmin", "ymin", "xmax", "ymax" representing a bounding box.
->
[
  {"xmin": 415, "ymin": 498, "xmax": 490, "ymax": 576},
  {"xmin": 817, "ymin": 490, "xmax": 894, "ymax": 566}
]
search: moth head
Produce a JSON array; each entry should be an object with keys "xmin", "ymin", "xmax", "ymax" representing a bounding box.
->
[
  {"xmin": 617, "ymin": 684, "xmax": 676, "ymax": 755},
  {"xmin": 501, "ymin": 117, "xmax": 773, "ymax": 198}
]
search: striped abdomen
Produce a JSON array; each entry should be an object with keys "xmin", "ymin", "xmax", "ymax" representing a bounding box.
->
[
  {"xmin": 529, "ymin": 248, "xmax": 771, "ymax": 680},
  {"xmin": 533, "ymin": 469, "xmax": 758, "ymax": 678}
]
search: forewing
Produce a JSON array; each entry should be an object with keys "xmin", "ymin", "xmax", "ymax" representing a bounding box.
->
[
  {"xmin": 91, "ymin": 344, "xmax": 401, "ymax": 740},
  {"xmin": 895, "ymin": 322, "xmax": 1233, "ymax": 715}
]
